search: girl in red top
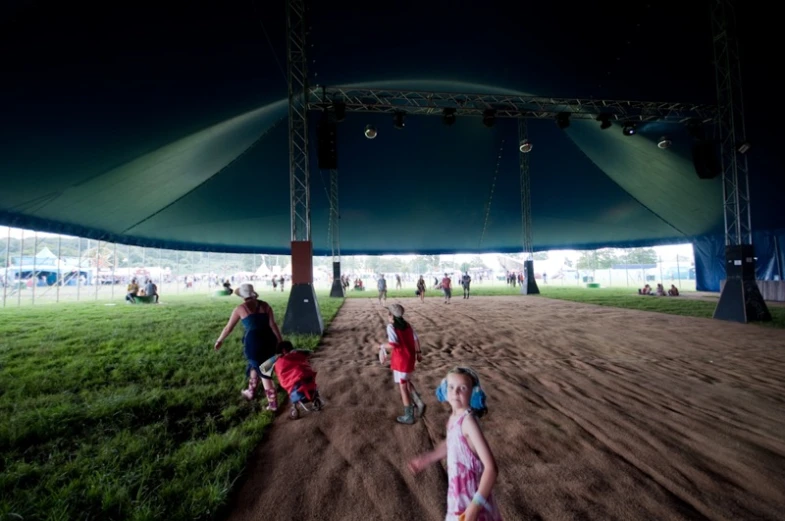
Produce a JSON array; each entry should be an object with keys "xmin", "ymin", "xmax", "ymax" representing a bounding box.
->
[{"xmin": 379, "ymin": 303, "xmax": 424, "ymax": 424}]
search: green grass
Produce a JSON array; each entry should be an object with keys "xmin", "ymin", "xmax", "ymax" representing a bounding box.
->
[
  {"xmin": 0, "ymin": 292, "xmax": 343, "ymax": 521},
  {"xmin": 538, "ymin": 286, "xmax": 785, "ymax": 327}
]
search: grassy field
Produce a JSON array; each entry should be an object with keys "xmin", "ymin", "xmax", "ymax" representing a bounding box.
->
[{"xmin": 0, "ymin": 292, "xmax": 343, "ymax": 521}]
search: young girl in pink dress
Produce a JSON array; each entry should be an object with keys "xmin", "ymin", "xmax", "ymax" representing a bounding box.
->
[{"xmin": 409, "ymin": 367, "xmax": 502, "ymax": 521}]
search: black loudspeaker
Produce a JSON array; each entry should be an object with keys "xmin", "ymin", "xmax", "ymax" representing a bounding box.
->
[
  {"xmin": 521, "ymin": 259, "xmax": 540, "ymax": 295},
  {"xmin": 724, "ymin": 244, "xmax": 756, "ymax": 281},
  {"xmin": 692, "ymin": 141, "xmax": 721, "ymax": 179},
  {"xmin": 329, "ymin": 261, "xmax": 344, "ymax": 298},
  {"xmin": 714, "ymin": 244, "xmax": 772, "ymax": 322},
  {"xmin": 318, "ymin": 112, "xmax": 338, "ymax": 170}
]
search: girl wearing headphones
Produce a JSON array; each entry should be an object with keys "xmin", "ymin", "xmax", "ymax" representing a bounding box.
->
[{"xmin": 408, "ymin": 367, "xmax": 502, "ymax": 521}]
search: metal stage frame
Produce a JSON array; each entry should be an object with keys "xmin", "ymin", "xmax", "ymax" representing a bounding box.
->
[
  {"xmin": 710, "ymin": 0, "xmax": 771, "ymax": 322},
  {"xmin": 283, "ymin": 0, "xmax": 764, "ymax": 334},
  {"xmin": 308, "ymin": 88, "xmax": 716, "ymax": 122}
]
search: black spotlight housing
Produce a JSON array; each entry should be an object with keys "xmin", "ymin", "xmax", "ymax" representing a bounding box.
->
[
  {"xmin": 393, "ymin": 111, "xmax": 405, "ymax": 130},
  {"xmin": 482, "ymin": 109, "xmax": 496, "ymax": 128},
  {"xmin": 333, "ymin": 101, "xmax": 346, "ymax": 122},
  {"xmin": 442, "ymin": 108, "xmax": 457, "ymax": 126},
  {"xmin": 556, "ymin": 112, "xmax": 570, "ymax": 129},
  {"xmin": 597, "ymin": 113, "xmax": 612, "ymax": 130},
  {"xmin": 622, "ymin": 122, "xmax": 637, "ymax": 136}
]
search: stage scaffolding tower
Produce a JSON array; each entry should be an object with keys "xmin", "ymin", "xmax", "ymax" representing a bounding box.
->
[
  {"xmin": 283, "ymin": 0, "xmax": 768, "ymax": 328},
  {"xmin": 710, "ymin": 0, "xmax": 771, "ymax": 322}
]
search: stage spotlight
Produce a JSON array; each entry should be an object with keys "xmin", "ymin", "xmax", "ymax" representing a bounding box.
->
[
  {"xmin": 597, "ymin": 113, "xmax": 612, "ymax": 130},
  {"xmin": 333, "ymin": 101, "xmax": 346, "ymax": 122},
  {"xmin": 622, "ymin": 122, "xmax": 637, "ymax": 136},
  {"xmin": 364, "ymin": 124, "xmax": 377, "ymax": 139},
  {"xmin": 737, "ymin": 142, "xmax": 751, "ymax": 154},
  {"xmin": 519, "ymin": 139, "xmax": 533, "ymax": 153},
  {"xmin": 442, "ymin": 108, "xmax": 457, "ymax": 126},
  {"xmin": 657, "ymin": 136, "xmax": 672, "ymax": 149},
  {"xmin": 685, "ymin": 119, "xmax": 705, "ymax": 140},
  {"xmin": 556, "ymin": 112, "xmax": 570, "ymax": 129},
  {"xmin": 393, "ymin": 111, "xmax": 405, "ymax": 130},
  {"xmin": 482, "ymin": 109, "xmax": 496, "ymax": 128}
]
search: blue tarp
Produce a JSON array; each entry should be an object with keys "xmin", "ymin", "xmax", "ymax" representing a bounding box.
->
[{"xmin": 694, "ymin": 230, "xmax": 785, "ymax": 291}]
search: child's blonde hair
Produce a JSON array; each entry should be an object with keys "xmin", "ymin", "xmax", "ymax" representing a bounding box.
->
[{"xmin": 446, "ymin": 367, "xmax": 488, "ymax": 418}]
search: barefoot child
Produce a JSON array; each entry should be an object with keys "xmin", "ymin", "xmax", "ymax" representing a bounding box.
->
[
  {"xmin": 409, "ymin": 367, "xmax": 502, "ymax": 521},
  {"xmin": 379, "ymin": 303, "xmax": 425, "ymax": 424},
  {"xmin": 261, "ymin": 341, "xmax": 323, "ymax": 420}
]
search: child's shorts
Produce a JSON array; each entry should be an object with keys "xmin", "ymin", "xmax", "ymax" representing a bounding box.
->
[
  {"xmin": 290, "ymin": 377, "xmax": 318, "ymax": 403},
  {"xmin": 393, "ymin": 370, "xmax": 412, "ymax": 384}
]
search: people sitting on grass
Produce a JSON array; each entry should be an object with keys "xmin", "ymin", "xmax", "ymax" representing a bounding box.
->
[
  {"xmin": 125, "ymin": 278, "xmax": 138, "ymax": 303},
  {"xmin": 217, "ymin": 280, "xmax": 232, "ymax": 295},
  {"xmin": 668, "ymin": 284, "xmax": 680, "ymax": 296},
  {"xmin": 638, "ymin": 284, "xmax": 652, "ymax": 295},
  {"xmin": 656, "ymin": 283, "xmax": 666, "ymax": 296},
  {"xmin": 144, "ymin": 278, "xmax": 159, "ymax": 303}
]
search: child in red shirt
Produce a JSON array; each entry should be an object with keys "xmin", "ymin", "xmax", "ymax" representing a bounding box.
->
[
  {"xmin": 379, "ymin": 303, "xmax": 424, "ymax": 424},
  {"xmin": 264, "ymin": 341, "xmax": 323, "ymax": 420}
]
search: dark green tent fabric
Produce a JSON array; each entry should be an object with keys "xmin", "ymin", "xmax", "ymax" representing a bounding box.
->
[
  {"xmin": 0, "ymin": 81, "xmax": 724, "ymax": 254},
  {"xmin": 1, "ymin": 2, "xmax": 781, "ymax": 257}
]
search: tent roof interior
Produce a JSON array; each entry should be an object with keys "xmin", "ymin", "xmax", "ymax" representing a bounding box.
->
[{"xmin": 1, "ymin": 1, "xmax": 782, "ymax": 255}]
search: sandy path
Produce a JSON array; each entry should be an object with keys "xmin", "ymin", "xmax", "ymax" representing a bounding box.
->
[{"xmin": 227, "ymin": 296, "xmax": 785, "ymax": 521}]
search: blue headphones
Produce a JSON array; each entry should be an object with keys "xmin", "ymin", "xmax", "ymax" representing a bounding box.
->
[{"xmin": 435, "ymin": 367, "xmax": 487, "ymax": 412}]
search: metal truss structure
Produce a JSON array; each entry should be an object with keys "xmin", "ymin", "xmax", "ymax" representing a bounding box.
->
[
  {"xmin": 308, "ymin": 87, "xmax": 717, "ymax": 122},
  {"xmin": 328, "ymin": 169, "xmax": 340, "ymax": 263},
  {"xmin": 285, "ymin": 0, "xmax": 764, "ymax": 321},
  {"xmin": 711, "ymin": 0, "xmax": 750, "ymax": 246},
  {"xmin": 286, "ymin": 0, "xmax": 310, "ymax": 242},
  {"xmin": 710, "ymin": 0, "xmax": 770, "ymax": 322}
]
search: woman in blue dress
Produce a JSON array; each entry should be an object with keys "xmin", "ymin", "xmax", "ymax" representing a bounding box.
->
[{"xmin": 214, "ymin": 283, "xmax": 283, "ymax": 410}]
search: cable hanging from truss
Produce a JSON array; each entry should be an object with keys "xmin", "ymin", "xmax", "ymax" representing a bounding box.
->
[{"xmin": 479, "ymin": 139, "xmax": 505, "ymax": 249}]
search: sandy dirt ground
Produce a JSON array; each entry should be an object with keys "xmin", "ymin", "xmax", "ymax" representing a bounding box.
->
[{"xmin": 226, "ymin": 296, "xmax": 785, "ymax": 521}]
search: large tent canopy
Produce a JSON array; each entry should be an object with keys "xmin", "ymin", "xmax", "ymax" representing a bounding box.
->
[{"xmin": 1, "ymin": 1, "xmax": 782, "ymax": 265}]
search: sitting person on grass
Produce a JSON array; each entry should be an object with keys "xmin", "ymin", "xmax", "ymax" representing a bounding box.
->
[{"xmin": 144, "ymin": 278, "xmax": 159, "ymax": 303}]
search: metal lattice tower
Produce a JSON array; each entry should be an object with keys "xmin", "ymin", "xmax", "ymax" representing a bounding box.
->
[
  {"xmin": 328, "ymin": 169, "xmax": 340, "ymax": 262},
  {"xmin": 710, "ymin": 0, "xmax": 771, "ymax": 322},
  {"xmin": 286, "ymin": 0, "xmax": 310, "ymax": 242},
  {"xmin": 711, "ymin": 0, "xmax": 751, "ymax": 246},
  {"xmin": 518, "ymin": 119, "xmax": 533, "ymax": 259}
]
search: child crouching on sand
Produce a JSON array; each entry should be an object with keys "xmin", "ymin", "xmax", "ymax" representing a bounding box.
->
[
  {"xmin": 409, "ymin": 367, "xmax": 502, "ymax": 521},
  {"xmin": 379, "ymin": 303, "xmax": 425, "ymax": 424},
  {"xmin": 261, "ymin": 341, "xmax": 323, "ymax": 420}
]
